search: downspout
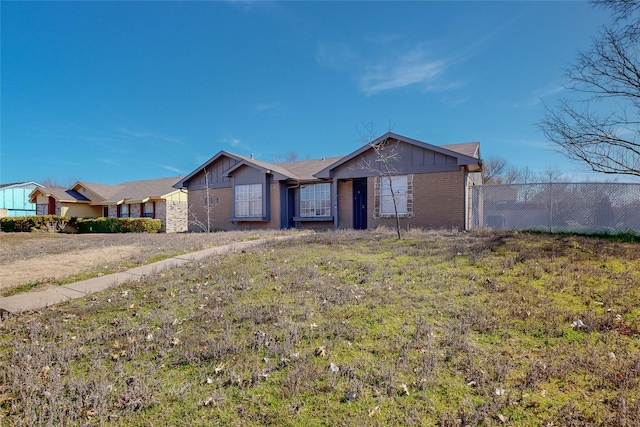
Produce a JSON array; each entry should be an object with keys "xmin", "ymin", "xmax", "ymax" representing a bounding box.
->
[
  {"xmin": 332, "ymin": 178, "xmax": 339, "ymax": 230},
  {"xmin": 463, "ymin": 167, "xmax": 469, "ymax": 231}
]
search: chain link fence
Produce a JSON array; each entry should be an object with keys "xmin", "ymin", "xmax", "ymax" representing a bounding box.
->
[{"xmin": 470, "ymin": 182, "xmax": 640, "ymax": 234}]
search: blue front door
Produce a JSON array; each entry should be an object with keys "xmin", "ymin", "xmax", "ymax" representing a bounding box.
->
[{"xmin": 353, "ymin": 178, "xmax": 367, "ymax": 230}]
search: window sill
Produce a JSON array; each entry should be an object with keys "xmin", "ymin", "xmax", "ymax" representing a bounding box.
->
[
  {"xmin": 228, "ymin": 216, "xmax": 270, "ymax": 222},
  {"xmin": 293, "ymin": 216, "xmax": 334, "ymax": 222},
  {"xmin": 377, "ymin": 213, "xmax": 412, "ymax": 219}
]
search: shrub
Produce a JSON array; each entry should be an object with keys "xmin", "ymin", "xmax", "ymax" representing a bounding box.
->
[
  {"xmin": 0, "ymin": 215, "xmax": 72, "ymax": 232},
  {"xmin": 0, "ymin": 217, "xmax": 17, "ymax": 232},
  {"xmin": 77, "ymin": 217, "xmax": 161, "ymax": 233},
  {"xmin": 121, "ymin": 218, "xmax": 162, "ymax": 233},
  {"xmin": 77, "ymin": 217, "xmax": 123, "ymax": 233}
]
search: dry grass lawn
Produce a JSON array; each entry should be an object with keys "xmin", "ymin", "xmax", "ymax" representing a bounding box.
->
[
  {"xmin": 1, "ymin": 228, "xmax": 639, "ymax": 426},
  {"xmin": 0, "ymin": 231, "xmax": 293, "ymax": 294}
]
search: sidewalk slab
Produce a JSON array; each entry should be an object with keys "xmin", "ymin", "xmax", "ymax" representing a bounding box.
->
[
  {"xmin": 125, "ymin": 257, "xmax": 191, "ymax": 277},
  {"xmin": 176, "ymin": 236, "xmax": 302, "ymax": 261},
  {"xmin": 62, "ymin": 272, "xmax": 137, "ymax": 295},
  {"xmin": 0, "ymin": 287, "xmax": 84, "ymax": 313},
  {"xmin": 0, "ymin": 233, "xmax": 310, "ymax": 315},
  {"xmin": 177, "ymin": 242, "xmax": 242, "ymax": 261}
]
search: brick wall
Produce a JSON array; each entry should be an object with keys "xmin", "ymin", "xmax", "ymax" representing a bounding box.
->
[
  {"xmin": 130, "ymin": 203, "xmax": 141, "ymax": 218},
  {"xmin": 103, "ymin": 202, "xmax": 187, "ymax": 233},
  {"xmin": 367, "ymin": 170, "xmax": 466, "ymax": 230},
  {"xmin": 267, "ymin": 182, "xmax": 280, "ymax": 229},
  {"xmin": 188, "ymin": 187, "xmax": 233, "ymax": 231},
  {"xmin": 185, "ymin": 171, "xmax": 467, "ymax": 232},
  {"xmin": 410, "ymin": 170, "xmax": 465, "ymax": 229},
  {"xmin": 338, "ymin": 180, "xmax": 353, "ymax": 229},
  {"xmin": 187, "ymin": 183, "xmax": 282, "ymax": 231},
  {"xmin": 164, "ymin": 200, "xmax": 188, "ymax": 233}
]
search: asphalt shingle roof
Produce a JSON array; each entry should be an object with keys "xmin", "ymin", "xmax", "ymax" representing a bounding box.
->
[
  {"xmin": 440, "ymin": 142, "xmax": 480, "ymax": 159},
  {"xmin": 33, "ymin": 188, "xmax": 90, "ymax": 202},
  {"xmin": 99, "ymin": 177, "xmax": 184, "ymax": 203},
  {"xmin": 275, "ymin": 156, "xmax": 344, "ymax": 181}
]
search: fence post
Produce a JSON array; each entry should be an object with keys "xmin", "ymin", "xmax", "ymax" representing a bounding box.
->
[{"xmin": 548, "ymin": 182, "xmax": 553, "ymax": 233}]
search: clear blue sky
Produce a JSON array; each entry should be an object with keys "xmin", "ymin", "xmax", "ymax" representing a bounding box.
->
[{"xmin": 0, "ymin": 1, "xmax": 621, "ymax": 185}]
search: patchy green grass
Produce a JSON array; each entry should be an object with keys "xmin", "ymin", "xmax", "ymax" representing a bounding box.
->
[
  {"xmin": 1, "ymin": 272, "xmax": 115, "ymax": 297},
  {"xmin": 0, "ymin": 253, "xmax": 184, "ymax": 297},
  {"xmin": 0, "ymin": 281, "xmax": 50, "ymax": 297},
  {"xmin": 1, "ymin": 228, "xmax": 639, "ymax": 426},
  {"xmin": 145, "ymin": 251, "xmax": 187, "ymax": 264}
]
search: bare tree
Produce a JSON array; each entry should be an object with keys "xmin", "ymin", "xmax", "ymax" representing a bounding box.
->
[
  {"xmin": 272, "ymin": 151, "xmax": 309, "ymax": 163},
  {"xmin": 503, "ymin": 165, "xmax": 536, "ymax": 184},
  {"xmin": 359, "ymin": 122, "xmax": 404, "ymax": 239},
  {"xmin": 40, "ymin": 176, "xmax": 71, "ymax": 188},
  {"xmin": 188, "ymin": 167, "xmax": 215, "ymax": 232},
  {"xmin": 482, "ymin": 156, "xmax": 509, "ymax": 184},
  {"xmin": 539, "ymin": 165, "xmax": 567, "ymax": 182},
  {"xmin": 539, "ymin": 0, "xmax": 640, "ymax": 178},
  {"xmin": 501, "ymin": 164, "xmax": 567, "ymax": 184}
]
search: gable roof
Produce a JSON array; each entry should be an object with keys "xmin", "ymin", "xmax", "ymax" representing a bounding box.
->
[
  {"xmin": 32, "ymin": 177, "xmax": 184, "ymax": 205},
  {"xmin": 29, "ymin": 187, "xmax": 91, "ymax": 204},
  {"xmin": 1, "ymin": 181, "xmax": 44, "ymax": 190},
  {"xmin": 100, "ymin": 177, "xmax": 185, "ymax": 204},
  {"xmin": 177, "ymin": 132, "xmax": 483, "ymax": 187},
  {"xmin": 315, "ymin": 132, "xmax": 483, "ymax": 179},
  {"xmin": 224, "ymin": 156, "xmax": 299, "ymax": 181},
  {"xmin": 440, "ymin": 142, "xmax": 480, "ymax": 159},
  {"xmin": 73, "ymin": 182, "xmax": 125, "ymax": 202},
  {"xmin": 174, "ymin": 151, "xmax": 343, "ymax": 187},
  {"xmin": 174, "ymin": 151, "xmax": 246, "ymax": 189}
]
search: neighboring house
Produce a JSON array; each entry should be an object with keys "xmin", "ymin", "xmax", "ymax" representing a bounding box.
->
[
  {"xmin": 175, "ymin": 132, "xmax": 483, "ymax": 232},
  {"xmin": 0, "ymin": 182, "xmax": 44, "ymax": 217},
  {"xmin": 29, "ymin": 177, "xmax": 188, "ymax": 232}
]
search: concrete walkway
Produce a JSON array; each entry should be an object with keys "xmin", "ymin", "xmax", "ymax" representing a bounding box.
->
[{"xmin": 0, "ymin": 234, "xmax": 307, "ymax": 315}]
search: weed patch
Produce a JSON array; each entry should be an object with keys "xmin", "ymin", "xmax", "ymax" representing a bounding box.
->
[{"xmin": 1, "ymin": 229, "xmax": 639, "ymax": 425}]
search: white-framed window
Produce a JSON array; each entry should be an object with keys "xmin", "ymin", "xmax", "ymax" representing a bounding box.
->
[
  {"xmin": 120, "ymin": 203, "xmax": 130, "ymax": 218},
  {"xmin": 144, "ymin": 202, "xmax": 154, "ymax": 218},
  {"xmin": 235, "ymin": 184, "xmax": 262, "ymax": 217},
  {"xmin": 300, "ymin": 183, "xmax": 331, "ymax": 217},
  {"xmin": 380, "ymin": 175, "xmax": 408, "ymax": 215}
]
